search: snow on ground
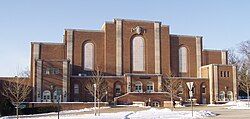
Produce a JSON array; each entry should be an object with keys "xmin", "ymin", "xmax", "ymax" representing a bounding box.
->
[
  {"xmin": 1, "ymin": 107, "xmax": 216, "ymax": 119},
  {"xmin": 207, "ymin": 101, "xmax": 239, "ymax": 107},
  {"xmin": 226, "ymin": 101, "xmax": 250, "ymax": 109},
  {"xmin": 206, "ymin": 100, "xmax": 250, "ymax": 109}
]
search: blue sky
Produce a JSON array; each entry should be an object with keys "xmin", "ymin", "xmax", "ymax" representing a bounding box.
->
[{"xmin": 0, "ymin": 0, "xmax": 250, "ymax": 76}]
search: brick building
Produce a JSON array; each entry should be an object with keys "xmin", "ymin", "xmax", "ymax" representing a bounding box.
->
[{"xmin": 30, "ymin": 18, "xmax": 237, "ymax": 106}]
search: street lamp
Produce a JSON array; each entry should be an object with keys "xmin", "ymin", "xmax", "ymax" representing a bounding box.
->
[
  {"xmin": 186, "ymin": 82, "xmax": 194, "ymax": 117},
  {"xmin": 93, "ymin": 84, "xmax": 97, "ymax": 116}
]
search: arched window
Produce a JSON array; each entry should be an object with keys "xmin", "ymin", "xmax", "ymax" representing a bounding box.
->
[
  {"xmin": 146, "ymin": 81, "xmax": 154, "ymax": 93},
  {"xmin": 219, "ymin": 91, "xmax": 225, "ymax": 101},
  {"xmin": 179, "ymin": 47, "xmax": 187, "ymax": 73},
  {"xmin": 132, "ymin": 36, "xmax": 145, "ymax": 71},
  {"xmin": 53, "ymin": 90, "xmax": 61, "ymax": 102},
  {"xmin": 227, "ymin": 91, "xmax": 233, "ymax": 101},
  {"xmin": 177, "ymin": 85, "xmax": 183, "ymax": 96},
  {"xmin": 135, "ymin": 81, "xmax": 143, "ymax": 92},
  {"xmin": 84, "ymin": 42, "xmax": 94, "ymax": 70},
  {"xmin": 43, "ymin": 90, "xmax": 51, "ymax": 102},
  {"xmin": 115, "ymin": 84, "xmax": 121, "ymax": 95}
]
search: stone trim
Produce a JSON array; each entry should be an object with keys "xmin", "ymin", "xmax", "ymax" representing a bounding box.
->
[
  {"xmin": 221, "ymin": 51, "xmax": 227, "ymax": 65},
  {"xmin": 157, "ymin": 76, "xmax": 162, "ymax": 92},
  {"xmin": 203, "ymin": 49, "xmax": 228, "ymax": 52},
  {"xmin": 66, "ymin": 30, "xmax": 73, "ymax": 76},
  {"xmin": 154, "ymin": 22, "xmax": 161, "ymax": 74},
  {"xmin": 31, "ymin": 42, "xmax": 64, "ymax": 45},
  {"xmin": 116, "ymin": 20, "xmax": 122, "ymax": 75},
  {"xmin": 126, "ymin": 76, "xmax": 131, "ymax": 92},
  {"xmin": 33, "ymin": 43, "xmax": 40, "ymax": 102},
  {"xmin": 63, "ymin": 61, "xmax": 69, "ymax": 102},
  {"xmin": 36, "ymin": 60, "xmax": 42, "ymax": 102},
  {"xmin": 208, "ymin": 64, "xmax": 214, "ymax": 104},
  {"xmin": 114, "ymin": 18, "xmax": 161, "ymax": 23},
  {"xmin": 232, "ymin": 66, "xmax": 237, "ymax": 101},
  {"xmin": 65, "ymin": 29, "xmax": 104, "ymax": 32},
  {"xmin": 196, "ymin": 36, "xmax": 202, "ymax": 78},
  {"xmin": 33, "ymin": 43, "xmax": 40, "ymax": 60},
  {"xmin": 213, "ymin": 65, "xmax": 218, "ymax": 102},
  {"xmin": 170, "ymin": 34, "xmax": 202, "ymax": 38}
]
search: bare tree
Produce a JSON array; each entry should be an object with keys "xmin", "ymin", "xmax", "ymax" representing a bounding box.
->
[
  {"xmin": 162, "ymin": 73, "xmax": 183, "ymax": 111},
  {"xmin": 235, "ymin": 41, "xmax": 250, "ymax": 99},
  {"xmin": 228, "ymin": 48, "xmax": 241, "ymax": 66},
  {"xmin": 1, "ymin": 72, "xmax": 31, "ymax": 119},
  {"xmin": 84, "ymin": 67, "xmax": 108, "ymax": 116},
  {"xmin": 239, "ymin": 40, "xmax": 250, "ymax": 57}
]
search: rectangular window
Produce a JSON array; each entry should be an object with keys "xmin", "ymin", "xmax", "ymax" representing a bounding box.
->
[
  {"xmin": 220, "ymin": 71, "xmax": 223, "ymax": 77},
  {"xmin": 227, "ymin": 71, "xmax": 230, "ymax": 77},
  {"xmin": 53, "ymin": 68, "xmax": 60, "ymax": 74},
  {"xmin": 74, "ymin": 84, "xmax": 79, "ymax": 94},
  {"xmin": 44, "ymin": 67, "xmax": 60, "ymax": 75},
  {"xmin": 224, "ymin": 71, "xmax": 227, "ymax": 77}
]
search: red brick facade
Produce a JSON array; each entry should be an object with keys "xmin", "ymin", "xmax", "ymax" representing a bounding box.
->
[{"xmin": 27, "ymin": 19, "xmax": 237, "ymax": 106}]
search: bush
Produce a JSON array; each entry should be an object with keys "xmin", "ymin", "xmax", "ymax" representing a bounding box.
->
[
  {"xmin": 21, "ymin": 106, "xmax": 58, "ymax": 115},
  {"xmin": 0, "ymin": 99, "xmax": 15, "ymax": 116}
]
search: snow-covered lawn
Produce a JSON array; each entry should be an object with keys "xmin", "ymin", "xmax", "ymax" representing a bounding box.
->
[
  {"xmin": 207, "ymin": 100, "xmax": 250, "ymax": 109},
  {"xmin": 226, "ymin": 101, "xmax": 250, "ymax": 109},
  {"xmin": 1, "ymin": 107, "xmax": 216, "ymax": 119}
]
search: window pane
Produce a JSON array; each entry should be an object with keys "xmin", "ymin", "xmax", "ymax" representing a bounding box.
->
[
  {"xmin": 179, "ymin": 47, "xmax": 187, "ymax": 72},
  {"xmin": 133, "ymin": 36, "xmax": 144, "ymax": 71},
  {"xmin": 84, "ymin": 43, "xmax": 94, "ymax": 70},
  {"xmin": 74, "ymin": 84, "xmax": 79, "ymax": 94}
]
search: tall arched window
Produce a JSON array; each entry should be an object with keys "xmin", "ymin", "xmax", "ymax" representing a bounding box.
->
[
  {"xmin": 219, "ymin": 91, "xmax": 225, "ymax": 101},
  {"xmin": 53, "ymin": 90, "xmax": 61, "ymax": 102},
  {"xmin": 179, "ymin": 47, "xmax": 187, "ymax": 73},
  {"xmin": 132, "ymin": 36, "xmax": 145, "ymax": 71},
  {"xmin": 84, "ymin": 43, "xmax": 94, "ymax": 70},
  {"xmin": 227, "ymin": 91, "xmax": 233, "ymax": 101},
  {"xmin": 115, "ymin": 84, "xmax": 121, "ymax": 95}
]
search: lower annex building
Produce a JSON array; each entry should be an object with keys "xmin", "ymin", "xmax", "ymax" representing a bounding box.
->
[{"xmin": 30, "ymin": 18, "xmax": 237, "ymax": 106}]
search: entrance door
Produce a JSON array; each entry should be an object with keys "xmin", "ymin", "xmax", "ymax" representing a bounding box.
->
[
  {"xmin": 202, "ymin": 94, "xmax": 206, "ymax": 104},
  {"xmin": 200, "ymin": 83, "xmax": 206, "ymax": 104}
]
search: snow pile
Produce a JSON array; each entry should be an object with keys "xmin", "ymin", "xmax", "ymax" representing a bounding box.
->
[
  {"xmin": 116, "ymin": 104, "xmax": 151, "ymax": 108},
  {"xmin": 223, "ymin": 101, "xmax": 237, "ymax": 106},
  {"xmin": 207, "ymin": 101, "xmax": 237, "ymax": 107},
  {"xmin": 226, "ymin": 101, "xmax": 250, "ymax": 109},
  {"xmin": 207, "ymin": 104, "xmax": 224, "ymax": 107},
  {"xmin": 128, "ymin": 108, "xmax": 215, "ymax": 119},
  {"xmin": 1, "ymin": 108, "xmax": 216, "ymax": 119},
  {"xmin": 60, "ymin": 107, "xmax": 110, "ymax": 114}
]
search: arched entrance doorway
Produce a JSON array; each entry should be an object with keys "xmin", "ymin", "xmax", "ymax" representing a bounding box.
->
[{"xmin": 200, "ymin": 83, "xmax": 206, "ymax": 104}]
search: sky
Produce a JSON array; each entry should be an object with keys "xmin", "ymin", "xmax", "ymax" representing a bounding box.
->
[{"xmin": 0, "ymin": 0, "xmax": 250, "ymax": 76}]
